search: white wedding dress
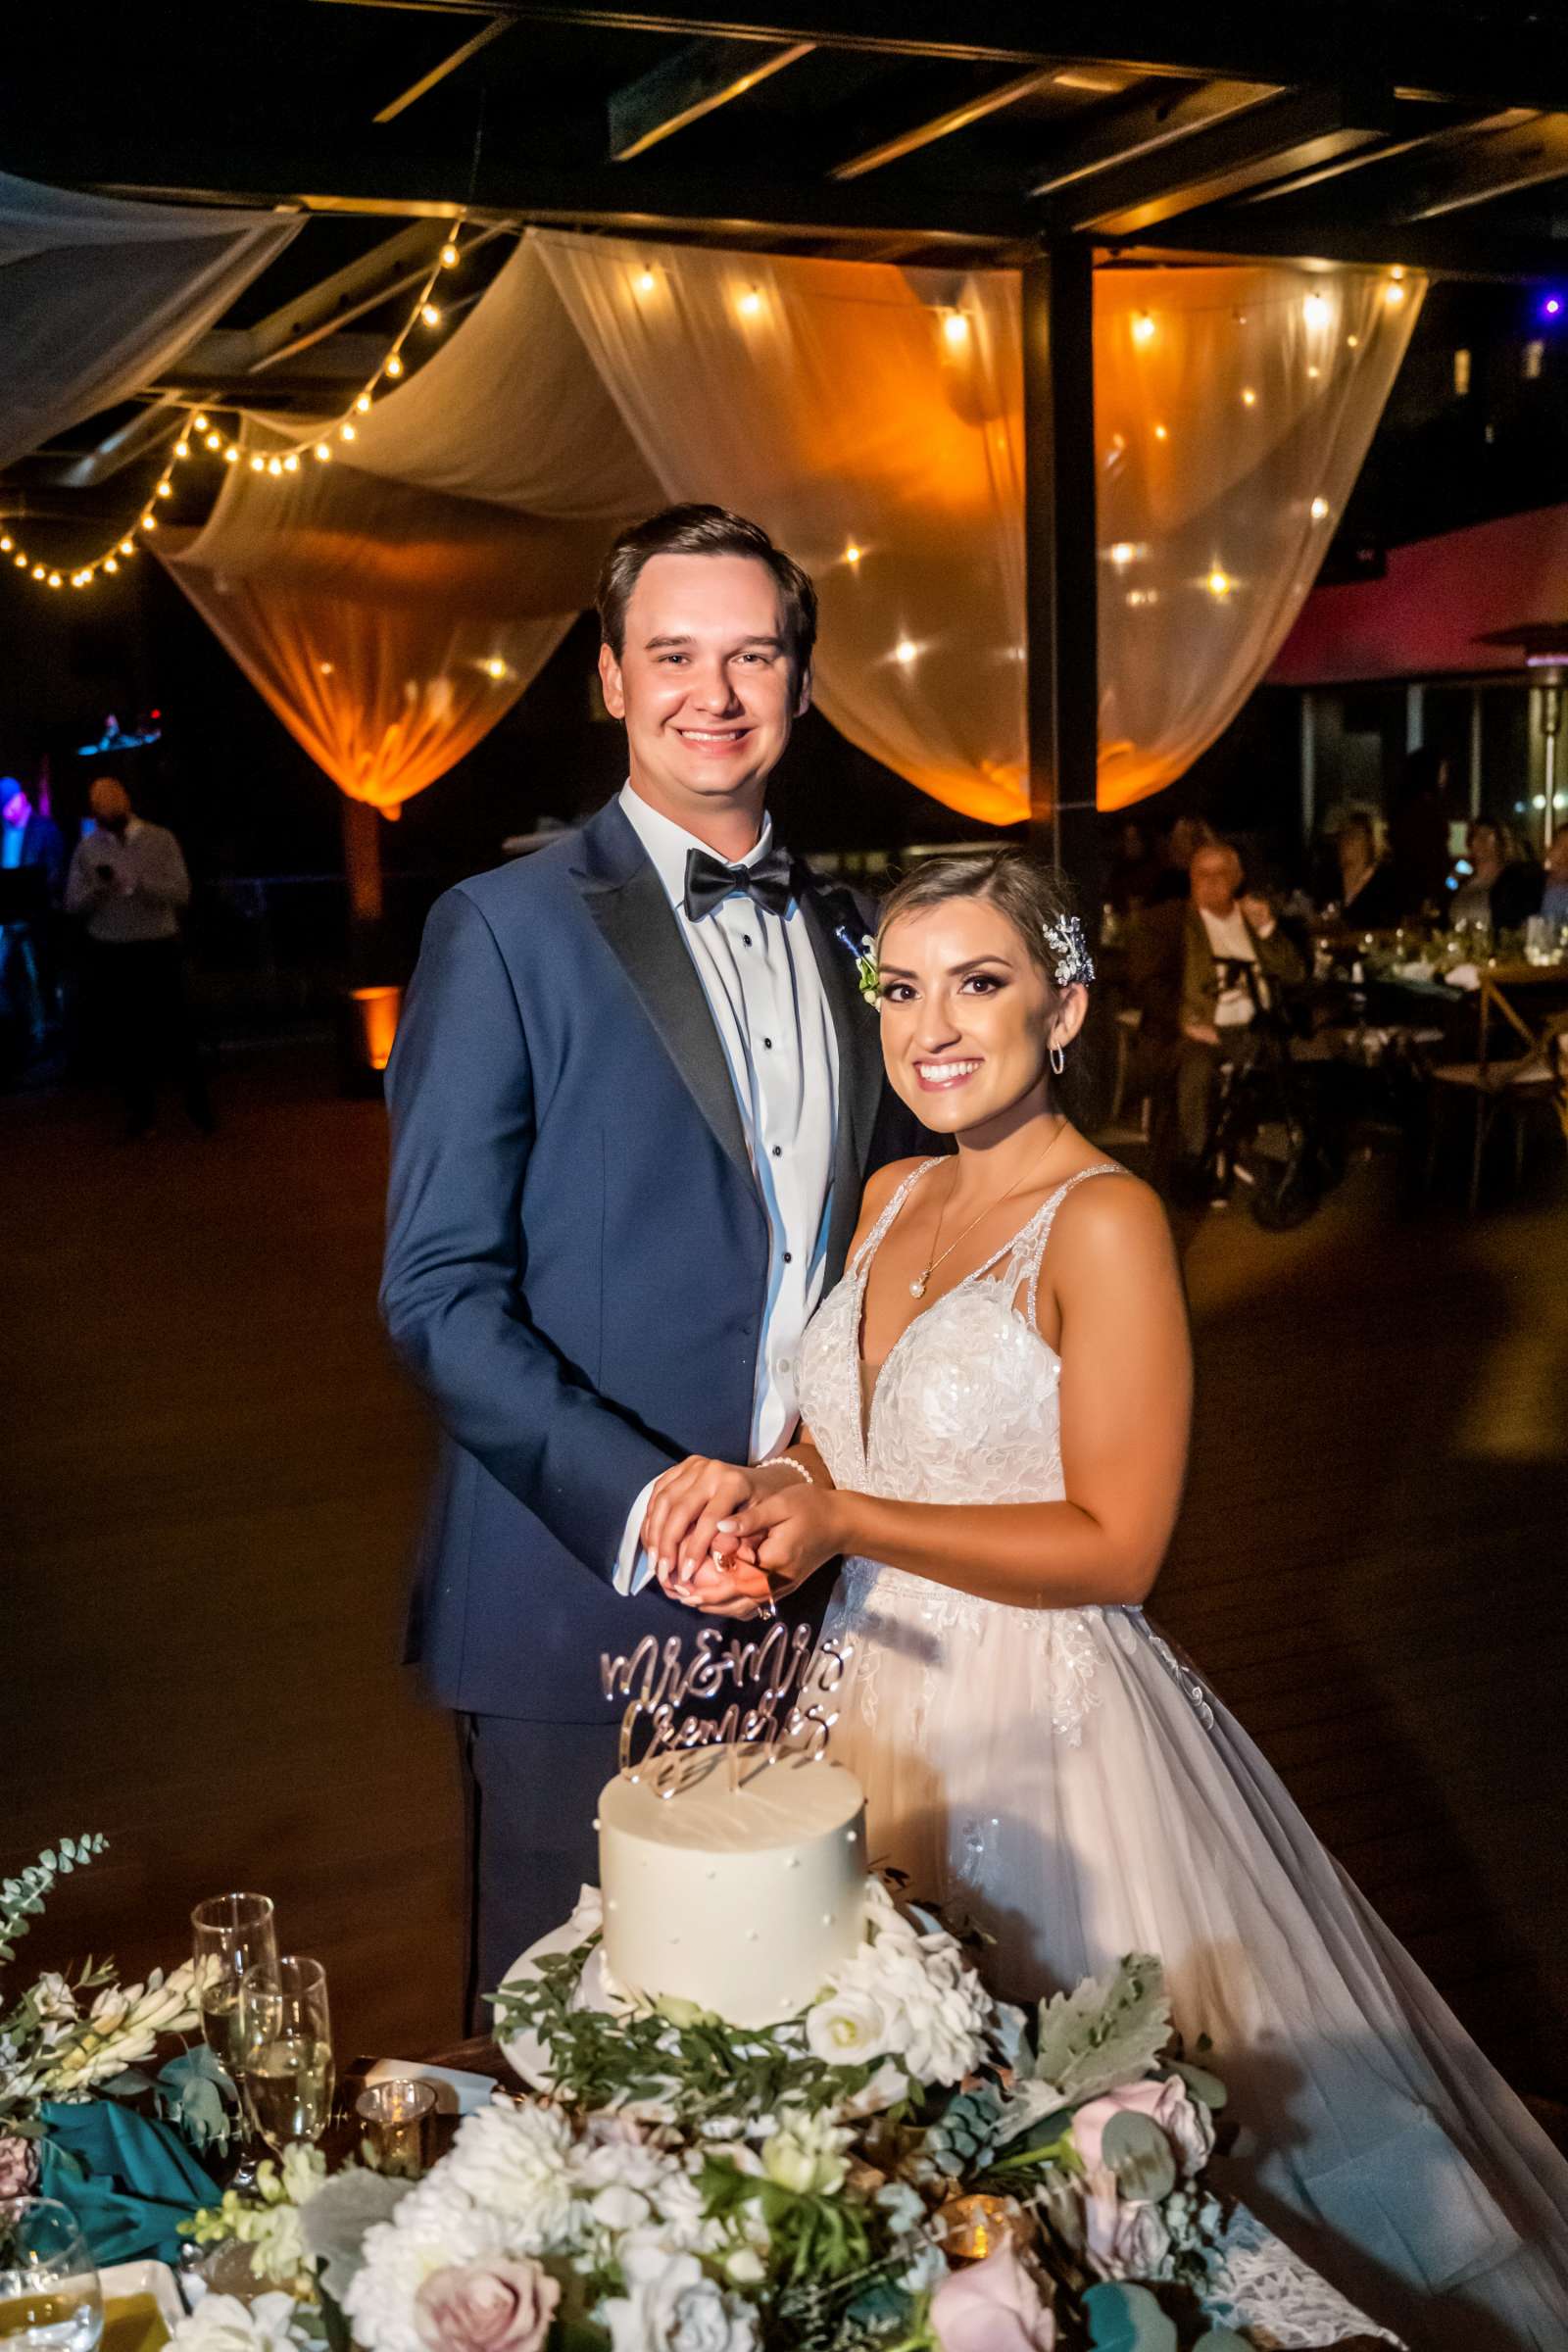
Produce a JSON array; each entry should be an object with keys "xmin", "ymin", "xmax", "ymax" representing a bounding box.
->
[{"xmin": 802, "ymin": 1158, "xmax": 1568, "ymax": 2352}]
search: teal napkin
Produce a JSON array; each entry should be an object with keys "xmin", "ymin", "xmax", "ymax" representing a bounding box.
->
[{"xmin": 35, "ymin": 2099, "xmax": 220, "ymax": 2267}]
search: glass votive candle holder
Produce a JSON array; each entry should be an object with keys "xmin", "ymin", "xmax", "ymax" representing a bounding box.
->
[{"xmin": 356, "ymin": 2080, "xmax": 436, "ymax": 2178}]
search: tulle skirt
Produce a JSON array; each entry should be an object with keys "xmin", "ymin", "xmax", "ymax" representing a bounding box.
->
[{"xmin": 821, "ymin": 1563, "xmax": 1568, "ymax": 2352}]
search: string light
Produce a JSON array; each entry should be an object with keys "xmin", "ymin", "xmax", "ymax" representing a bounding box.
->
[
  {"xmin": 1384, "ymin": 278, "xmax": 1407, "ymax": 309},
  {"xmin": 7, "ymin": 222, "xmax": 470, "ymax": 598},
  {"xmin": 1303, "ymin": 292, "xmax": 1330, "ymax": 328},
  {"xmin": 894, "ymin": 637, "xmax": 917, "ymax": 664},
  {"xmin": 844, "ymin": 543, "xmax": 862, "ymax": 565},
  {"xmin": 737, "ymin": 287, "xmax": 763, "ymax": 318},
  {"xmin": 1206, "ymin": 566, "xmax": 1235, "ymax": 600},
  {"xmin": 481, "ymin": 656, "xmax": 509, "ymax": 680},
  {"xmin": 942, "ymin": 311, "xmax": 969, "ymax": 347},
  {"xmin": 1107, "ymin": 542, "xmax": 1136, "ymax": 567},
  {"xmin": 1241, "ymin": 387, "xmax": 1257, "ymax": 407},
  {"xmin": 635, "ymin": 269, "xmax": 658, "ymax": 296},
  {"xmin": 1153, "ymin": 423, "xmax": 1168, "ymax": 441},
  {"xmin": 1310, "ymin": 496, "xmax": 1331, "ymax": 520},
  {"xmin": 1131, "ymin": 312, "xmax": 1156, "ymax": 346}
]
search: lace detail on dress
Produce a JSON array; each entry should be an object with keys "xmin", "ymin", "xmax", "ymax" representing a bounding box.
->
[
  {"xmin": 1110, "ymin": 1609, "xmax": 1216, "ymax": 1733},
  {"xmin": 802, "ymin": 1162, "xmax": 1125, "ymax": 1749},
  {"xmin": 1205, "ymin": 2210, "xmax": 1402, "ymax": 2346}
]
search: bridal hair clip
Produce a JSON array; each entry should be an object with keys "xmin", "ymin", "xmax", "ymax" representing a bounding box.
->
[
  {"xmin": 1043, "ymin": 913, "xmax": 1096, "ymax": 989},
  {"xmin": 834, "ymin": 924, "xmax": 881, "ymax": 1007}
]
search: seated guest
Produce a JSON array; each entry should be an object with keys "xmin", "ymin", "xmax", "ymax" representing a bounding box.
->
[
  {"xmin": 1127, "ymin": 841, "xmax": 1306, "ymax": 1193},
  {"xmin": 1448, "ymin": 817, "xmax": 1543, "ymax": 934},
  {"xmin": 1540, "ymin": 828, "xmax": 1568, "ymax": 932},
  {"xmin": 1103, "ymin": 816, "xmax": 1163, "ymax": 914},
  {"xmin": 1147, "ymin": 812, "xmax": 1218, "ymax": 904},
  {"xmin": 1326, "ymin": 808, "xmax": 1402, "ymax": 931}
]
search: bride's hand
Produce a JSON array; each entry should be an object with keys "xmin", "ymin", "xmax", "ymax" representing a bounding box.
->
[
  {"xmin": 643, "ymin": 1455, "xmax": 805, "ymax": 1587},
  {"xmin": 714, "ymin": 1483, "xmax": 847, "ymax": 1592}
]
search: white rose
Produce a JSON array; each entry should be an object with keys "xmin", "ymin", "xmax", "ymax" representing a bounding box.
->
[
  {"xmin": 805, "ymin": 1987, "xmax": 894, "ymax": 2066},
  {"xmin": 668, "ymin": 2278, "xmax": 757, "ymax": 2352},
  {"xmin": 600, "ymin": 2241, "xmax": 760, "ymax": 2352},
  {"xmin": 590, "ymin": 2185, "xmax": 652, "ymax": 2233}
]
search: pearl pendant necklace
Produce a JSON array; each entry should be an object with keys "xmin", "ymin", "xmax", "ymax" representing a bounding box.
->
[{"xmin": 906, "ymin": 1119, "xmax": 1069, "ymax": 1304}]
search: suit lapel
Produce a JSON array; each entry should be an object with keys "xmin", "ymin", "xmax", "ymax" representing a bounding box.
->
[
  {"xmin": 572, "ymin": 807, "xmax": 757, "ymax": 1194},
  {"xmin": 797, "ymin": 878, "xmax": 885, "ymax": 1278}
]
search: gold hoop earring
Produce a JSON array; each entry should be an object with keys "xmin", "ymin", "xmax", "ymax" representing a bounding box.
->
[{"xmin": 1050, "ymin": 1044, "xmax": 1066, "ymax": 1076}]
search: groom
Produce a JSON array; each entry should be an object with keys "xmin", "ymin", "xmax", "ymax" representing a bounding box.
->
[{"xmin": 381, "ymin": 504, "xmax": 926, "ymax": 2011}]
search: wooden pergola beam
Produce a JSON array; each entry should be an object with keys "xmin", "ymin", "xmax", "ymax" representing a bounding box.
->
[
  {"xmin": 1044, "ymin": 86, "xmax": 1398, "ymax": 237},
  {"xmin": 829, "ymin": 68, "xmax": 1064, "ymax": 182},
  {"xmin": 372, "ymin": 14, "xmax": 515, "ymax": 123},
  {"xmin": 608, "ymin": 36, "xmax": 814, "ymax": 159},
  {"xmin": 308, "ymin": 0, "xmax": 1568, "ymax": 116}
]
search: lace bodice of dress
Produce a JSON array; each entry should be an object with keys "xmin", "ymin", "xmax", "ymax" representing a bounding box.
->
[{"xmin": 798, "ymin": 1156, "xmax": 1123, "ymax": 1508}]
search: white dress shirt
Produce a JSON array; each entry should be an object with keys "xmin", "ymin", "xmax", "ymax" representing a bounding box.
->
[
  {"xmin": 1198, "ymin": 904, "xmax": 1262, "ymax": 1028},
  {"xmin": 613, "ymin": 783, "xmax": 839, "ymax": 1594},
  {"xmin": 65, "ymin": 817, "xmax": 189, "ymax": 944}
]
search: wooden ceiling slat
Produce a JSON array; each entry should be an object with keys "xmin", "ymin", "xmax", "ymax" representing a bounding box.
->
[{"xmin": 608, "ymin": 35, "xmax": 814, "ymax": 158}]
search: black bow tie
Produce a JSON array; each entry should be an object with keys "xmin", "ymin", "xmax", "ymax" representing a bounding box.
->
[{"xmin": 682, "ymin": 844, "xmax": 795, "ymax": 923}]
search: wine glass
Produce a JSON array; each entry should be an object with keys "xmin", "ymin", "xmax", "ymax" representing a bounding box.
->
[
  {"xmin": 237, "ymin": 1958, "xmax": 334, "ymax": 2154},
  {"xmin": 0, "ymin": 2199, "xmax": 102, "ymax": 2352},
  {"xmin": 191, "ymin": 1892, "xmax": 276, "ymax": 2079}
]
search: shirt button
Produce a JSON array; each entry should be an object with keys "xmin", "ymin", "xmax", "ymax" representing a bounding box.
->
[
  {"xmin": 771, "ymin": 1145, "xmax": 782, "ymax": 1158},
  {"xmin": 742, "ymin": 932, "xmax": 754, "ymax": 947},
  {"xmin": 777, "ymin": 1357, "xmax": 792, "ymax": 1375},
  {"xmin": 762, "ymin": 1036, "xmax": 773, "ymax": 1050},
  {"xmin": 783, "ymin": 1250, "xmax": 793, "ymax": 1263}
]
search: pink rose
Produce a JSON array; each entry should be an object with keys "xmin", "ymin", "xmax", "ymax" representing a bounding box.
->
[
  {"xmin": 931, "ymin": 2243, "xmax": 1055, "ymax": 2352},
  {"xmin": 0, "ymin": 2134, "xmax": 39, "ymax": 2197},
  {"xmin": 413, "ymin": 2262, "xmax": 560, "ymax": 2352},
  {"xmin": 1070, "ymin": 2077, "xmax": 1212, "ymax": 2180}
]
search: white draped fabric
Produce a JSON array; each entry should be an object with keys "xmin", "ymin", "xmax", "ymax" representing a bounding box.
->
[
  {"xmin": 0, "ymin": 171, "xmax": 300, "ymax": 474},
  {"xmin": 164, "ymin": 230, "xmax": 1420, "ymax": 820}
]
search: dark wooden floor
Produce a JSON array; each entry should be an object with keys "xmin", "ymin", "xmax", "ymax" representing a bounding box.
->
[{"xmin": 5, "ymin": 1049, "xmax": 1566, "ymax": 2099}]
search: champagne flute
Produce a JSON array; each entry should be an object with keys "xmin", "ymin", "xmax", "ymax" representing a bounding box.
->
[
  {"xmin": 191, "ymin": 1892, "xmax": 277, "ymax": 2079},
  {"xmin": 238, "ymin": 1958, "xmax": 334, "ymax": 2154},
  {"xmin": 0, "ymin": 2199, "xmax": 102, "ymax": 2352}
]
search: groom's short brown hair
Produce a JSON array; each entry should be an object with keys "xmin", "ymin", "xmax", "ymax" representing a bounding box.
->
[{"xmin": 596, "ymin": 504, "xmax": 817, "ymax": 683}]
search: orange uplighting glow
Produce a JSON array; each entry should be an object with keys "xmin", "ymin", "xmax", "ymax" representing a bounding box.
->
[{"xmin": 352, "ymin": 986, "xmax": 402, "ymax": 1073}]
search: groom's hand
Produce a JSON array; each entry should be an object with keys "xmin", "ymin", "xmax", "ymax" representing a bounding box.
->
[{"xmin": 658, "ymin": 1551, "xmax": 774, "ymax": 1619}]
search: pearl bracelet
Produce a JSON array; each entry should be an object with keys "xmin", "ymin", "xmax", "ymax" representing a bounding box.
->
[{"xmin": 760, "ymin": 1453, "xmax": 814, "ymax": 1488}]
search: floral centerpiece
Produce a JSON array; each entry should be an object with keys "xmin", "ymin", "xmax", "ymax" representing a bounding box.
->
[
  {"xmin": 174, "ymin": 1879, "xmax": 1268, "ymax": 2352},
  {"xmin": 0, "ymin": 1836, "xmax": 231, "ymax": 2201}
]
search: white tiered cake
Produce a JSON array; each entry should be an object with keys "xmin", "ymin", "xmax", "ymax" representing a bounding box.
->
[{"xmin": 598, "ymin": 1749, "xmax": 867, "ymax": 2027}]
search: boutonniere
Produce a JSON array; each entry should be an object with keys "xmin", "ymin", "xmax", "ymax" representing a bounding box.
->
[{"xmin": 834, "ymin": 924, "xmax": 881, "ymax": 1008}]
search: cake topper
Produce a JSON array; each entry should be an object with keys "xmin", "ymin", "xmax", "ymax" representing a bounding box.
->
[{"xmin": 601, "ymin": 1624, "xmax": 855, "ymax": 1794}]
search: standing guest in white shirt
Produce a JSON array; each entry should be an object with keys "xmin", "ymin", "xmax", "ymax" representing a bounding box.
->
[
  {"xmin": 1127, "ymin": 842, "xmax": 1305, "ymax": 1194},
  {"xmin": 65, "ymin": 776, "xmax": 213, "ymax": 1138},
  {"xmin": 381, "ymin": 507, "xmax": 930, "ymax": 2011}
]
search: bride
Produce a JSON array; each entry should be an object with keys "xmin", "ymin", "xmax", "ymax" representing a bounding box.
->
[{"xmin": 642, "ymin": 848, "xmax": 1568, "ymax": 2351}]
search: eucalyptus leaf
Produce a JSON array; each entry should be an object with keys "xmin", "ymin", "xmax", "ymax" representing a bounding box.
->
[
  {"xmin": 1084, "ymin": 2280, "xmax": 1179, "ymax": 2352},
  {"xmin": 1170, "ymin": 2059, "xmax": 1227, "ymax": 2111},
  {"xmin": 301, "ymin": 2171, "xmax": 416, "ymax": 2304},
  {"xmin": 1033, "ymin": 1954, "xmax": 1173, "ymax": 2106},
  {"xmin": 1102, "ymin": 2109, "xmax": 1177, "ymax": 2203},
  {"xmin": 100, "ymin": 2069, "xmax": 155, "ymax": 2099}
]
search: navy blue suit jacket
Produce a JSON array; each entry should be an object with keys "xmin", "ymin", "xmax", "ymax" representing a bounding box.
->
[{"xmin": 380, "ymin": 799, "xmax": 926, "ymax": 1722}]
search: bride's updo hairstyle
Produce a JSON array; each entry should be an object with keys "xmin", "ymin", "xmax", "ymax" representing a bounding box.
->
[
  {"xmin": 873, "ymin": 848, "xmax": 1088, "ymax": 995},
  {"xmin": 874, "ymin": 849, "xmax": 1102, "ymax": 1113}
]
